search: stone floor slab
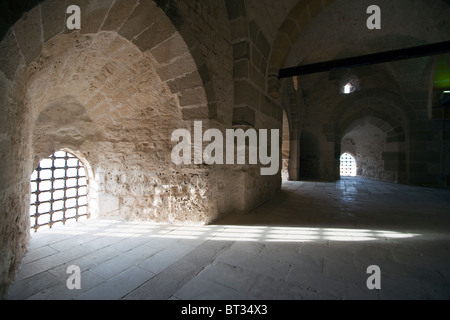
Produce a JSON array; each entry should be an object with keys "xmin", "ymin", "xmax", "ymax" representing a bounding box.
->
[{"xmin": 6, "ymin": 178, "xmax": 450, "ymax": 300}]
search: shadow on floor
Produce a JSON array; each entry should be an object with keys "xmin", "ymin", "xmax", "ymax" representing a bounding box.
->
[{"xmin": 213, "ymin": 178, "xmax": 450, "ymax": 234}]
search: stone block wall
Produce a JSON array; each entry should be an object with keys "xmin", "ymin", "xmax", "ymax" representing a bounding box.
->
[
  {"xmin": 0, "ymin": 29, "xmax": 30, "ymax": 299},
  {"xmin": 0, "ymin": 0, "xmax": 291, "ymax": 297},
  {"xmin": 2, "ymin": 0, "xmax": 450, "ymax": 299}
]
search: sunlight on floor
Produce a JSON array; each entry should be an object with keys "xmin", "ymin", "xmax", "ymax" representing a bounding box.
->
[{"xmin": 33, "ymin": 220, "xmax": 420, "ymax": 243}]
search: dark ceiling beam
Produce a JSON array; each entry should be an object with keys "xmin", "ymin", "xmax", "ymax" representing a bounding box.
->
[{"xmin": 278, "ymin": 40, "xmax": 450, "ymax": 79}]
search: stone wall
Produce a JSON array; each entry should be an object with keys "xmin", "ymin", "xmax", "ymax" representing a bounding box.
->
[
  {"xmin": 27, "ymin": 31, "xmax": 221, "ymax": 224},
  {"xmin": 0, "ymin": 0, "xmax": 290, "ymax": 297},
  {"xmin": 1, "ymin": 0, "xmax": 450, "ymax": 299},
  {"xmin": 0, "ymin": 29, "xmax": 30, "ymax": 299}
]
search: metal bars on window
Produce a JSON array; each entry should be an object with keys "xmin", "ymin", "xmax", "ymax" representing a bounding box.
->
[
  {"xmin": 30, "ymin": 151, "xmax": 89, "ymax": 232},
  {"xmin": 340, "ymin": 153, "xmax": 357, "ymax": 177}
]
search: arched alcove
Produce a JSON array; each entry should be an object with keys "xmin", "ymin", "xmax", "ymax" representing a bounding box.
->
[
  {"xmin": 340, "ymin": 116, "xmax": 406, "ymax": 183},
  {"xmin": 0, "ymin": 0, "xmax": 223, "ymax": 297}
]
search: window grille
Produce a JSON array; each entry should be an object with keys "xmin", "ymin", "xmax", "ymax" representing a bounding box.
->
[
  {"xmin": 340, "ymin": 153, "xmax": 357, "ymax": 177},
  {"xmin": 30, "ymin": 151, "xmax": 89, "ymax": 232}
]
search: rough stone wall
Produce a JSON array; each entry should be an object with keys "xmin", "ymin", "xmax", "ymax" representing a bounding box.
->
[
  {"xmin": 0, "ymin": 29, "xmax": 30, "ymax": 299},
  {"xmin": 2, "ymin": 0, "xmax": 449, "ymax": 300},
  {"xmin": 0, "ymin": 0, "xmax": 226, "ymax": 298},
  {"xmin": 31, "ymin": 25, "xmax": 238, "ymax": 224},
  {"xmin": 0, "ymin": 0, "xmax": 290, "ymax": 297}
]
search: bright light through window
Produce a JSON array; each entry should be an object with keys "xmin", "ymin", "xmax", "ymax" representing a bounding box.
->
[
  {"xmin": 344, "ymin": 83, "xmax": 353, "ymax": 94},
  {"xmin": 70, "ymin": 221, "xmax": 420, "ymax": 243},
  {"xmin": 340, "ymin": 153, "xmax": 357, "ymax": 177},
  {"xmin": 30, "ymin": 150, "xmax": 89, "ymax": 232}
]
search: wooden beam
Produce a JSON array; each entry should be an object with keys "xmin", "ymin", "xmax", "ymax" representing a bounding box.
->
[{"xmin": 278, "ymin": 40, "xmax": 450, "ymax": 79}]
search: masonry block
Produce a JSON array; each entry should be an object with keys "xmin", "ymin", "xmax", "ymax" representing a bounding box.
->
[
  {"xmin": 234, "ymin": 80, "xmax": 260, "ymax": 109},
  {"xmin": 118, "ymin": 0, "xmax": 165, "ymax": 40},
  {"xmin": 182, "ymin": 105, "xmax": 209, "ymax": 120},
  {"xmin": 133, "ymin": 18, "xmax": 177, "ymax": 52},
  {"xmin": 255, "ymin": 33, "xmax": 270, "ymax": 60},
  {"xmin": 40, "ymin": 0, "xmax": 66, "ymax": 42},
  {"xmin": 82, "ymin": 0, "xmax": 115, "ymax": 34},
  {"xmin": 233, "ymin": 41, "xmax": 250, "ymax": 60},
  {"xmin": 101, "ymin": 0, "xmax": 138, "ymax": 31},
  {"xmin": 13, "ymin": 5, "xmax": 42, "ymax": 65},
  {"xmin": 260, "ymin": 94, "xmax": 272, "ymax": 117},
  {"xmin": 233, "ymin": 60, "xmax": 249, "ymax": 78},
  {"xmin": 230, "ymin": 18, "xmax": 249, "ymax": 41},
  {"xmin": 0, "ymin": 29, "xmax": 23, "ymax": 80},
  {"xmin": 233, "ymin": 106, "xmax": 256, "ymax": 127},
  {"xmin": 156, "ymin": 53, "xmax": 197, "ymax": 82}
]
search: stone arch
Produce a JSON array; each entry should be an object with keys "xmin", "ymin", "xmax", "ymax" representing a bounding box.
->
[
  {"xmin": 1, "ymin": 0, "xmax": 216, "ymax": 120},
  {"xmin": 338, "ymin": 114, "xmax": 407, "ymax": 183},
  {"xmin": 330, "ymin": 90, "xmax": 409, "ymax": 143},
  {"xmin": 330, "ymin": 92, "xmax": 409, "ymax": 183},
  {"xmin": 267, "ymin": 0, "xmax": 336, "ymax": 98},
  {"xmin": 0, "ymin": 0, "xmax": 219, "ymax": 297},
  {"xmin": 339, "ymin": 115, "xmax": 400, "ymax": 142},
  {"xmin": 22, "ymin": 28, "xmax": 217, "ymax": 222}
]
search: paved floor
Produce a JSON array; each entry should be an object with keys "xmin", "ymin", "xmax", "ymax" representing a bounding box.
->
[{"xmin": 6, "ymin": 178, "xmax": 450, "ymax": 300}]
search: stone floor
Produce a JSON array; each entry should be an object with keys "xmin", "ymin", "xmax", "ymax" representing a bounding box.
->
[{"xmin": 6, "ymin": 178, "xmax": 450, "ymax": 300}]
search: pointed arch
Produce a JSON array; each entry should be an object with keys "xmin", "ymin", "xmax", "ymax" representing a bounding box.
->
[{"xmin": 267, "ymin": 0, "xmax": 336, "ymax": 98}]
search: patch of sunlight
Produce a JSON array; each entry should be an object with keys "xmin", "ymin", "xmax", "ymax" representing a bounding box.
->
[{"xmin": 34, "ymin": 220, "xmax": 420, "ymax": 243}]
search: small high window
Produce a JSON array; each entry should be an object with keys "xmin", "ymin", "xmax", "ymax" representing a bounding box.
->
[
  {"xmin": 340, "ymin": 153, "xmax": 357, "ymax": 177},
  {"xmin": 343, "ymin": 83, "xmax": 353, "ymax": 94},
  {"xmin": 339, "ymin": 77, "xmax": 361, "ymax": 95},
  {"xmin": 30, "ymin": 150, "xmax": 89, "ymax": 232}
]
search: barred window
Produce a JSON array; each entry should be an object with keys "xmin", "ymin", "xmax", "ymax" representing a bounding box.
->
[
  {"xmin": 340, "ymin": 153, "xmax": 357, "ymax": 177},
  {"xmin": 30, "ymin": 150, "xmax": 89, "ymax": 232}
]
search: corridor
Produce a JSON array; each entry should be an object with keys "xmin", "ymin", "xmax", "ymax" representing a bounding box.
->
[{"xmin": 7, "ymin": 178, "xmax": 450, "ymax": 300}]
